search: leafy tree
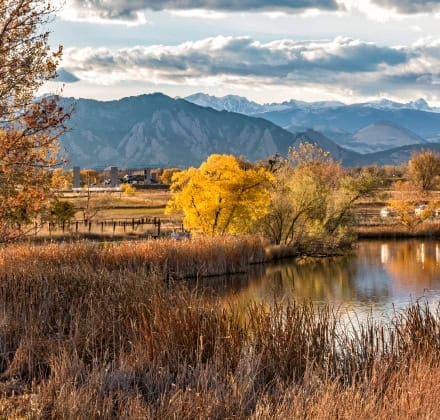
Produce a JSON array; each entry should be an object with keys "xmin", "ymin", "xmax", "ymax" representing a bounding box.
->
[
  {"xmin": 387, "ymin": 200, "xmax": 425, "ymax": 231},
  {"xmin": 260, "ymin": 143, "xmax": 381, "ymax": 247},
  {"xmin": 323, "ymin": 167, "xmax": 382, "ymax": 235},
  {"xmin": 388, "ymin": 180, "xmax": 437, "ymax": 231},
  {"xmin": 166, "ymin": 154, "xmax": 274, "ymax": 235},
  {"xmin": 159, "ymin": 168, "xmax": 182, "ymax": 185},
  {"xmin": 408, "ymin": 150, "xmax": 440, "ymax": 191},
  {"xmin": 51, "ymin": 168, "xmax": 73, "ymax": 190},
  {"xmin": 49, "ymin": 200, "xmax": 76, "ymax": 224},
  {"xmin": 0, "ymin": 0, "xmax": 69, "ymax": 241},
  {"xmin": 260, "ymin": 143, "xmax": 339, "ymax": 245}
]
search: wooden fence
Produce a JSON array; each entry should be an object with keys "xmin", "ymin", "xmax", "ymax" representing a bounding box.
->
[{"xmin": 34, "ymin": 217, "xmax": 185, "ymax": 237}]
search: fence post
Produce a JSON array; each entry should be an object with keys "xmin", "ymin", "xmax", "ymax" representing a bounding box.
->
[{"xmin": 157, "ymin": 219, "xmax": 161, "ymax": 237}]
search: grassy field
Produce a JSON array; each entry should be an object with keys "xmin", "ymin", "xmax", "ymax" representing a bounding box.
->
[
  {"xmin": 61, "ymin": 189, "xmax": 173, "ymax": 220},
  {"xmin": 0, "ymin": 238, "xmax": 439, "ymax": 418}
]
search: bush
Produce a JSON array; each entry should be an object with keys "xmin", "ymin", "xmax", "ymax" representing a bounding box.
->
[{"xmin": 49, "ymin": 200, "xmax": 76, "ymax": 224}]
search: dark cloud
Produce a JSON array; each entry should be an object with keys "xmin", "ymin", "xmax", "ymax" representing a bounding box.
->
[
  {"xmin": 56, "ymin": 68, "xmax": 80, "ymax": 83},
  {"xmin": 62, "ymin": 36, "xmax": 439, "ymax": 99},
  {"xmin": 371, "ymin": 0, "xmax": 440, "ymax": 13},
  {"xmin": 65, "ymin": 37, "xmax": 409, "ymax": 79},
  {"xmin": 70, "ymin": 0, "xmax": 341, "ymax": 20}
]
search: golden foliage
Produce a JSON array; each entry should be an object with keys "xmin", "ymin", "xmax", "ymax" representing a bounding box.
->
[
  {"xmin": 159, "ymin": 167, "xmax": 182, "ymax": 185},
  {"xmin": 51, "ymin": 168, "xmax": 73, "ymax": 190},
  {"xmin": 261, "ymin": 143, "xmax": 381, "ymax": 246},
  {"xmin": 408, "ymin": 149, "xmax": 440, "ymax": 191},
  {"xmin": 0, "ymin": 0, "xmax": 69, "ymax": 241},
  {"xmin": 166, "ymin": 154, "xmax": 274, "ymax": 235},
  {"xmin": 120, "ymin": 183, "xmax": 137, "ymax": 196},
  {"xmin": 387, "ymin": 181, "xmax": 439, "ymax": 231}
]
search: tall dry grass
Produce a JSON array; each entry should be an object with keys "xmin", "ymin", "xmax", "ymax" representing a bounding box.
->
[
  {"xmin": 1, "ymin": 236, "xmax": 265, "ymax": 279},
  {"xmin": 0, "ymin": 239, "xmax": 439, "ymax": 418}
]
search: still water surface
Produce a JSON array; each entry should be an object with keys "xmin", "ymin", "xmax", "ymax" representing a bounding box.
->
[{"xmin": 203, "ymin": 240, "xmax": 440, "ymax": 321}]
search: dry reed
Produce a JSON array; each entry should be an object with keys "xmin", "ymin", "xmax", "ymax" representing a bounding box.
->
[
  {"xmin": 1, "ymin": 236, "xmax": 265, "ymax": 280},
  {"xmin": 0, "ymin": 239, "xmax": 439, "ymax": 419}
]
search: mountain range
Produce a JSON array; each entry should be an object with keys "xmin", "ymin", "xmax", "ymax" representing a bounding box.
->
[
  {"xmin": 60, "ymin": 93, "xmax": 297, "ymax": 168},
  {"xmin": 185, "ymin": 93, "xmax": 440, "ymax": 145},
  {"xmin": 185, "ymin": 93, "xmax": 440, "ymax": 116},
  {"xmin": 59, "ymin": 92, "xmax": 440, "ymax": 169}
]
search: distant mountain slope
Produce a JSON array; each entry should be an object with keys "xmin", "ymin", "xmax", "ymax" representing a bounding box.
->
[
  {"xmin": 60, "ymin": 93, "xmax": 300, "ymax": 168},
  {"xmin": 342, "ymin": 121, "xmax": 427, "ymax": 153},
  {"xmin": 352, "ymin": 143, "xmax": 440, "ymax": 166},
  {"xmin": 184, "ymin": 93, "xmax": 345, "ymax": 115},
  {"xmin": 360, "ymin": 98, "xmax": 439, "ymax": 113},
  {"xmin": 184, "ymin": 93, "xmax": 440, "ymax": 147},
  {"xmin": 59, "ymin": 93, "xmax": 440, "ymax": 169},
  {"xmin": 184, "ymin": 93, "xmax": 266, "ymax": 115},
  {"xmin": 288, "ymin": 130, "xmax": 440, "ymax": 167},
  {"xmin": 258, "ymin": 105, "xmax": 440, "ymax": 140},
  {"xmin": 185, "ymin": 93, "xmax": 440, "ymax": 115}
]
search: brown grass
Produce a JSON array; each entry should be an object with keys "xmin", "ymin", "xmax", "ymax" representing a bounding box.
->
[
  {"xmin": 0, "ymin": 239, "xmax": 439, "ymax": 418},
  {"xmin": 2, "ymin": 236, "xmax": 265, "ymax": 279},
  {"xmin": 358, "ymin": 221, "xmax": 440, "ymax": 238}
]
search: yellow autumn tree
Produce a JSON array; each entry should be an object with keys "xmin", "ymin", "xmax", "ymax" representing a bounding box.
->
[
  {"xmin": 0, "ymin": 0, "xmax": 69, "ymax": 241},
  {"xmin": 166, "ymin": 154, "xmax": 274, "ymax": 235},
  {"xmin": 159, "ymin": 168, "xmax": 182, "ymax": 185},
  {"xmin": 51, "ymin": 168, "xmax": 73, "ymax": 190}
]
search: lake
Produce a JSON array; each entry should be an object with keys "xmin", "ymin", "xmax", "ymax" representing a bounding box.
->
[{"xmin": 200, "ymin": 239, "xmax": 440, "ymax": 322}]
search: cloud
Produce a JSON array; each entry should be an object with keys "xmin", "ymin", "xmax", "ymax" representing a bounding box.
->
[
  {"xmin": 56, "ymin": 68, "xmax": 80, "ymax": 83},
  {"xmin": 63, "ymin": 36, "xmax": 409, "ymax": 78},
  {"xmin": 60, "ymin": 0, "xmax": 440, "ymax": 23},
  {"xmin": 370, "ymin": 0, "xmax": 440, "ymax": 14},
  {"xmin": 60, "ymin": 36, "xmax": 439, "ymax": 101},
  {"xmin": 63, "ymin": 0, "xmax": 341, "ymax": 22}
]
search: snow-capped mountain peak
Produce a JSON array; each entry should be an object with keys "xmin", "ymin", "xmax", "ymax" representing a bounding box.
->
[
  {"xmin": 362, "ymin": 98, "xmax": 438, "ymax": 113},
  {"xmin": 184, "ymin": 93, "xmax": 263, "ymax": 114}
]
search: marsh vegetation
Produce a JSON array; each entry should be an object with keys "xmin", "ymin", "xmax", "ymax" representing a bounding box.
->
[{"xmin": 0, "ymin": 238, "xmax": 440, "ymax": 418}]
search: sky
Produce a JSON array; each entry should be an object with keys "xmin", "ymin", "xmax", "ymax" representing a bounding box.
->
[{"xmin": 45, "ymin": 0, "xmax": 440, "ymax": 106}]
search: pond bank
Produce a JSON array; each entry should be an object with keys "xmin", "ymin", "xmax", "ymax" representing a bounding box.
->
[{"xmin": 357, "ymin": 224, "xmax": 440, "ymax": 239}]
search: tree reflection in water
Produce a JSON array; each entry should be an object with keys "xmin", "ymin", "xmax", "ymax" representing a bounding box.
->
[{"xmin": 195, "ymin": 240, "xmax": 440, "ymax": 319}]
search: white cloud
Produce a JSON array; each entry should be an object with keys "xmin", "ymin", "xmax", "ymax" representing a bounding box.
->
[{"xmin": 58, "ymin": 36, "xmax": 439, "ymax": 105}]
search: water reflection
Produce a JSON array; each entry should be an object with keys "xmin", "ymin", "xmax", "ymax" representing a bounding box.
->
[{"xmin": 199, "ymin": 240, "xmax": 440, "ymax": 319}]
